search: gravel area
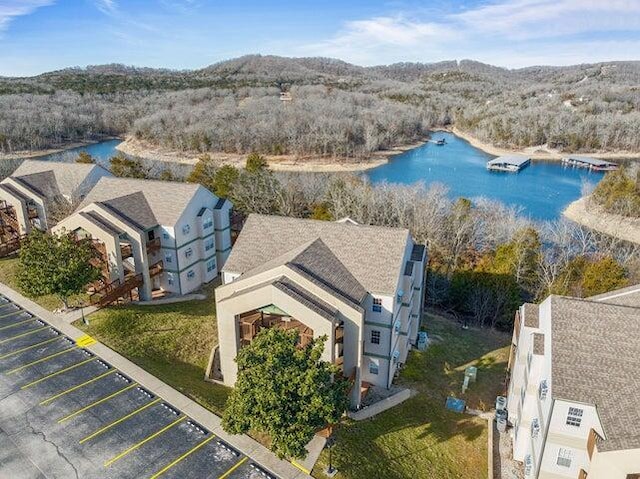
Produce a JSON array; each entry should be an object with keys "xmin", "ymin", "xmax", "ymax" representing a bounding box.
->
[{"xmin": 493, "ymin": 423, "xmax": 524, "ymax": 479}]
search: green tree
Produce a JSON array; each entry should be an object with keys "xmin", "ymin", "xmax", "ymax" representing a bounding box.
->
[
  {"xmin": 245, "ymin": 152, "xmax": 268, "ymax": 173},
  {"xmin": 158, "ymin": 169, "xmax": 175, "ymax": 181},
  {"xmin": 213, "ymin": 165, "xmax": 240, "ymax": 199},
  {"xmin": 490, "ymin": 227, "xmax": 541, "ymax": 291},
  {"xmin": 310, "ymin": 203, "xmax": 333, "ymax": 221},
  {"xmin": 76, "ymin": 151, "xmax": 95, "ymax": 164},
  {"xmin": 17, "ymin": 231, "xmax": 99, "ymax": 308},
  {"xmin": 222, "ymin": 329, "xmax": 349, "ymax": 459},
  {"xmin": 110, "ymin": 153, "xmax": 148, "ymax": 179},
  {"xmin": 550, "ymin": 255, "xmax": 627, "ymax": 297},
  {"xmin": 187, "ymin": 154, "xmax": 217, "ymax": 189}
]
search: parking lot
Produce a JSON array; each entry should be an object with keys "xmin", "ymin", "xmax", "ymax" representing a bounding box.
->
[{"xmin": 0, "ymin": 296, "xmax": 278, "ymax": 479}]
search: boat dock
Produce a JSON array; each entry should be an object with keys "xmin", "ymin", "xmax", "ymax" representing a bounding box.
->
[
  {"xmin": 486, "ymin": 155, "xmax": 531, "ymax": 172},
  {"xmin": 562, "ymin": 156, "xmax": 618, "ymax": 171}
]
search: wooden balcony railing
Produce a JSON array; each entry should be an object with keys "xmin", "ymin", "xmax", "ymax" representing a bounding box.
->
[
  {"xmin": 146, "ymin": 237, "xmax": 161, "ymax": 255},
  {"xmin": 149, "ymin": 260, "xmax": 163, "ymax": 278},
  {"xmin": 0, "ymin": 206, "xmax": 19, "ymax": 231},
  {"xmin": 0, "ymin": 234, "xmax": 25, "ymax": 258},
  {"xmin": 120, "ymin": 243, "xmax": 133, "ymax": 259}
]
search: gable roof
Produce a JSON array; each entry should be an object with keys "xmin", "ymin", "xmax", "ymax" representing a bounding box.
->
[
  {"xmin": 10, "ymin": 160, "xmax": 109, "ymax": 199},
  {"xmin": 77, "ymin": 177, "xmax": 208, "ymax": 228},
  {"xmin": 550, "ymin": 295, "xmax": 640, "ymax": 452},
  {"xmin": 224, "ymin": 214, "xmax": 412, "ymax": 296}
]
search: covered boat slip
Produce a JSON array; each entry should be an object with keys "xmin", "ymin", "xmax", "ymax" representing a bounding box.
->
[
  {"xmin": 562, "ymin": 156, "xmax": 618, "ymax": 171},
  {"xmin": 486, "ymin": 155, "xmax": 531, "ymax": 172}
]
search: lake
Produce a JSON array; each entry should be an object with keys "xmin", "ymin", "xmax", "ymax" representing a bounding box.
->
[
  {"xmin": 39, "ymin": 133, "xmax": 602, "ymax": 221},
  {"xmin": 367, "ymin": 132, "xmax": 604, "ymax": 221}
]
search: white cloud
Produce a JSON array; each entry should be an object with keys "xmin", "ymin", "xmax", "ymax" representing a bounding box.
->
[
  {"xmin": 95, "ymin": 0, "xmax": 117, "ymax": 14},
  {"xmin": 0, "ymin": 0, "xmax": 54, "ymax": 31},
  {"xmin": 295, "ymin": 0, "xmax": 640, "ymax": 66}
]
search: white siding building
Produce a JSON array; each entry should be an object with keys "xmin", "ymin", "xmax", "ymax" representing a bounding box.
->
[
  {"xmin": 0, "ymin": 160, "xmax": 111, "ymax": 236},
  {"xmin": 507, "ymin": 286, "xmax": 640, "ymax": 479},
  {"xmin": 206, "ymin": 214, "xmax": 426, "ymax": 409},
  {"xmin": 53, "ymin": 177, "xmax": 232, "ymax": 303}
]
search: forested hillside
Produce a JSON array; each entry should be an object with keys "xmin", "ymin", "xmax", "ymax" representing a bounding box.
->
[{"xmin": 1, "ymin": 56, "xmax": 639, "ymax": 158}]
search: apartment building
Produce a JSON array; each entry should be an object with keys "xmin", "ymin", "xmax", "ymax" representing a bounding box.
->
[
  {"xmin": 0, "ymin": 160, "xmax": 111, "ymax": 236},
  {"xmin": 53, "ymin": 177, "xmax": 232, "ymax": 304},
  {"xmin": 206, "ymin": 214, "xmax": 426, "ymax": 409},
  {"xmin": 507, "ymin": 285, "xmax": 640, "ymax": 479}
]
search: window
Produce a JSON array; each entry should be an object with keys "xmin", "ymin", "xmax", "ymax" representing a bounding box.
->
[
  {"xmin": 165, "ymin": 254, "xmax": 172, "ymax": 264},
  {"xmin": 206, "ymin": 259, "xmax": 216, "ymax": 273},
  {"xmin": 369, "ymin": 361, "xmax": 379, "ymax": 375},
  {"xmin": 566, "ymin": 407, "xmax": 583, "ymax": 427},
  {"xmin": 370, "ymin": 330, "xmax": 380, "ymax": 344},
  {"xmin": 148, "ymin": 230, "xmax": 155, "ymax": 241},
  {"xmin": 557, "ymin": 448, "xmax": 573, "ymax": 468},
  {"xmin": 394, "ymin": 320, "xmax": 401, "ymax": 333},
  {"xmin": 538, "ymin": 380, "xmax": 548, "ymax": 400},
  {"xmin": 167, "ymin": 274, "xmax": 174, "ymax": 286},
  {"xmin": 182, "ymin": 224, "xmax": 191, "ymax": 235},
  {"xmin": 205, "ymin": 238, "xmax": 214, "ymax": 252},
  {"xmin": 185, "ymin": 247, "xmax": 193, "ymax": 258},
  {"xmin": 187, "ymin": 270, "xmax": 195, "ymax": 280},
  {"xmin": 531, "ymin": 418, "xmax": 540, "ymax": 438},
  {"xmin": 162, "ymin": 232, "xmax": 169, "ymax": 240},
  {"xmin": 372, "ymin": 298, "xmax": 382, "ymax": 313},
  {"xmin": 203, "ymin": 217, "xmax": 213, "ymax": 229}
]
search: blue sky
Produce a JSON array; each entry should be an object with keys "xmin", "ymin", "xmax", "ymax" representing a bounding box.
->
[{"xmin": 2, "ymin": 0, "xmax": 640, "ymax": 76}]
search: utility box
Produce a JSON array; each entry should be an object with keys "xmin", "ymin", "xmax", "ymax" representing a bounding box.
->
[
  {"xmin": 465, "ymin": 366, "xmax": 478, "ymax": 383},
  {"xmin": 417, "ymin": 331, "xmax": 429, "ymax": 350}
]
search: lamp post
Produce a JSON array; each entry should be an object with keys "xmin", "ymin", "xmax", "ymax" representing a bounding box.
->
[
  {"xmin": 325, "ymin": 435, "xmax": 337, "ymax": 477},
  {"xmin": 77, "ymin": 300, "xmax": 88, "ymax": 326}
]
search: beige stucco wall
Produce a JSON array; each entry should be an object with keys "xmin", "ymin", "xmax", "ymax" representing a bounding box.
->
[{"xmin": 588, "ymin": 447, "xmax": 640, "ymax": 478}]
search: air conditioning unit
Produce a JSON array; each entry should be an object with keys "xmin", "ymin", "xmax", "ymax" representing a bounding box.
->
[
  {"xmin": 531, "ymin": 418, "xmax": 540, "ymax": 438},
  {"xmin": 539, "ymin": 380, "xmax": 549, "ymax": 400}
]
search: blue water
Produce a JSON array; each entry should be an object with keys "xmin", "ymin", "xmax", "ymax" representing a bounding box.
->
[
  {"xmin": 367, "ymin": 132, "xmax": 604, "ymax": 221},
  {"xmin": 38, "ymin": 133, "xmax": 602, "ymax": 221},
  {"xmin": 39, "ymin": 139, "xmax": 123, "ymax": 167}
]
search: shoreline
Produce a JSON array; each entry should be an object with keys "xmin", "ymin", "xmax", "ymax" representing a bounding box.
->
[
  {"xmin": 116, "ymin": 136, "xmax": 428, "ymax": 173},
  {"xmin": 445, "ymin": 127, "xmax": 640, "ymax": 162},
  {"xmin": 563, "ymin": 196, "xmax": 640, "ymax": 244},
  {"xmin": 0, "ymin": 137, "xmax": 119, "ymax": 162}
]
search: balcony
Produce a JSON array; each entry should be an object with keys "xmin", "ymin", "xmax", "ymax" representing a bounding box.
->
[
  {"xmin": 149, "ymin": 260, "xmax": 163, "ymax": 278},
  {"xmin": 0, "ymin": 205, "xmax": 19, "ymax": 232},
  {"xmin": 120, "ymin": 243, "xmax": 133, "ymax": 259},
  {"xmin": 146, "ymin": 237, "xmax": 161, "ymax": 255},
  {"xmin": 89, "ymin": 272, "xmax": 143, "ymax": 307}
]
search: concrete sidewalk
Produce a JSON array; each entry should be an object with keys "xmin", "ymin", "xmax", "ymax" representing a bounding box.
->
[{"xmin": 0, "ymin": 282, "xmax": 312, "ymax": 479}]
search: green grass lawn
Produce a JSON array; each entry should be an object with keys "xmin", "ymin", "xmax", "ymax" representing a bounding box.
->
[
  {"xmin": 312, "ymin": 313, "xmax": 510, "ymax": 479},
  {"xmin": 74, "ymin": 284, "xmax": 231, "ymax": 415},
  {"xmin": 0, "ymin": 256, "xmax": 88, "ymax": 311}
]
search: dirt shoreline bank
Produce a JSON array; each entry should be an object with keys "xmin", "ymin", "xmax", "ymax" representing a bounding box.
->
[
  {"xmin": 115, "ymin": 136, "xmax": 428, "ymax": 172},
  {"xmin": 446, "ymin": 127, "xmax": 640, "ymax": 162},
  {"xmin": 563, "ymin": 196, "xmax": 640, "ymax": 244}
]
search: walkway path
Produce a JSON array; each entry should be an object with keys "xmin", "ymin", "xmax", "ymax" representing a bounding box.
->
[{"xmin": 0, "ymin": 281, "xmax": 312, "ymax": 479}]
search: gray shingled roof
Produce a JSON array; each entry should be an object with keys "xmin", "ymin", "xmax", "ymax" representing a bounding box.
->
[
  {"xmin": 550, "ymin": 295, "xmax": 640, "ymax": 452},
  {"xmin": 224, "ymin": 214, "xmax": 412, "ymax": 295},
  {"xmin": 589, "ymin": 285, "xmax": 640, "ymax": 308},
  {"xmin": 10, "ymin": 160, "xmax": 108, "ymax": 199},
  {"xmin": 532, "ymin": 333, "xmax": 544, "ymax": 355},
  {"xmin": 13, "ymin": 171, "xmax": 59, "ymax": 198},
  {"xmin": 78, "ymin": 177, "xmax": 206, "ymax": 228},
  {"xmin": 523, "ymin": 303, "xmax": 539, "ymax": 328}
]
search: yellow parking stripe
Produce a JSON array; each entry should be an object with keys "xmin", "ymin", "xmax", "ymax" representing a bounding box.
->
[
  {"xmin": 21, "ymin": 357, "xmax": 96, "ymax": 390},
  {"xmin": 148, "ymin": 434, "xmax": 216, "ymax": 479},
  {"xmin": 75, "ymin": 335, "xmax": 97, "ymax": 347},
  {"xmin": 6, "ymin": 347, "xmax": 77, "ymax": 375},
  {"xmin": 218, "ymin": 457, "xmax": 248, "ymax": 479},
  {"xmin": 104, "ymin": 416, "xmax": 186, "ymax": 467},
  {"xmin": 79, "ymin": 397, "xmax": 161, "ymax": 444},
  {"xmin": 0, "ymin": 337, "xmax": 61, "ymax": 359},
  {"xmin": 292, "ymin": 460, "xmax": 311, "ymax": 474},
  {"xmin": 40, "ymin": 369, "xmax": 116, "ymax": 405},
  {"xmin": 58, "ymin": 382, "xmax": 138, "ymax": 424},
  {"xmin": 0, "ymin": 318, "xmax": 34, "ymax": 332},
  {"xmin": 0, "ymin": 326, "xmax": 49, "ymax": 344}
]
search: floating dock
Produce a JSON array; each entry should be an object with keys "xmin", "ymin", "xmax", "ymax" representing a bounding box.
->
[
  {"xmin": 562, "ymin": 156, "xmax": 618, "ymax": 171},
  {"xmin": 486, "ymin": 155, "xmax": 531, "ymax": 172}
]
